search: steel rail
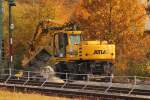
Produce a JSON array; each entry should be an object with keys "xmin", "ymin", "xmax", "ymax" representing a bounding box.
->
[
  {"xmin": 0, "ymin": 82, "xmax": 150, "ymax": 100},
  {"xmin": 0, "ymin": 77, "xmax": 150, "ymax": 99},
  {"xmin": 0, "ymin": 68, "xmax": 150, "ymax": 99}
]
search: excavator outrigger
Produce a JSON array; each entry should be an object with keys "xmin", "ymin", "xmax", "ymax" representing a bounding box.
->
[{"xmin": 21, "ymin": 19, "xmax": 115, "ymax": 80}]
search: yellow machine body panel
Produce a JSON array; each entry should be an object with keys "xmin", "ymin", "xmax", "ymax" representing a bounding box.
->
[
  {"xmin": 79, "ymin": 44, "xmax": 115, "ymax": 61},
  {"xmin": 65, "ymin": 40, "xmax": 115, "ymax": 62}
]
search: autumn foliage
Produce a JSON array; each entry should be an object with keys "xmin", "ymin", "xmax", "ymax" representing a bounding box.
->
[
  {"xmin": 73, "ymin": 0, "xmax": 150, "ymax": 75},
  {"xmin": 3, "ymin": 0, "xmax": 150, "ymax": 75}
]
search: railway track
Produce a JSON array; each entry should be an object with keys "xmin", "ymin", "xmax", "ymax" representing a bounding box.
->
[{"xmin": 0, "ymin": 69, "xmax": 150, "ymax": 100}]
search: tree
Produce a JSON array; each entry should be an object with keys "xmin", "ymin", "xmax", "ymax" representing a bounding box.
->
[
  {"xmin": 72, "ymin": 0, "xmax": 150, "ymax": 75},
  {"xmin": 73, "ymin": 0, "xmax": 146, "ymax": 39},
  {"xmin": 3, "ymin": 0, "xmax": 80, "ymax": 67},
  {"xmin": 3, "ymin": 0, "xmax": 150, "ymax": 75},
  {"xmin": 3, "ymin": 1, "xmax": 56, "ymax": 67}
]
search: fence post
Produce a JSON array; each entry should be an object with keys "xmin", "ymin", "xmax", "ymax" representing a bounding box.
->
[
  {"xmin": 87, "ymin": 74, "xmax": 89, "ymax": 82},
  {"xmin": 66, "ymin": 73, "xmax": 68, "ymax": 82},
  {"xmin": 110, "ymin": 74, "xmax": 113, "ymax": 83},
  {"xmin": 61, "ymin": 73, "xmax": 68, "ymax": 88},
  {"xmin": 9, "ymin": 68, "xmax": 11, "ymax": 76},
  {"xmin": 5, "ymin": 68, "xmax": 12, "ymax": 84},
  {"xmin": 27, "ymin": 71, "xmax": 30, "ymax": 80},
  {"xmin": 134, "ymin": 76, "xmax": 136, "ymax": 85}
]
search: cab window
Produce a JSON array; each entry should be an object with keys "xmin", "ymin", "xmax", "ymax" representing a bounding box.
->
[
  {"xmin": 70, "ymin": 34, "xmax": 81, "ymax": 45},
  {"xmin": 54, "ymin": 33, "xmax": 68, "ymax": 57}
]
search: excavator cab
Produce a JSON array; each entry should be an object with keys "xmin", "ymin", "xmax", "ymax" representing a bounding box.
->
[{"xmin": 53, "ymin": 31, "xmax": 81, "ymax": 58}]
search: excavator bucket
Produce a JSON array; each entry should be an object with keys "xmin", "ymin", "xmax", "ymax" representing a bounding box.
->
[{"xmin": 22, "ymin": 48, "xmax": 51, "ymax": 70}]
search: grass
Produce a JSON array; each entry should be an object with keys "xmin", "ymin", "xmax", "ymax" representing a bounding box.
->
[
  {"xmin": 0, "ymin": 89, "xmax": 103, "ymax": 100},
  {"xmin": 0, "ymin": 90, "xmax": 73, "ymax": 100}
]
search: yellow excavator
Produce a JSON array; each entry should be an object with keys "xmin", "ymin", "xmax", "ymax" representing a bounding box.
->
[{"xmin": 21, "ymin": 19, "xmax": 115, "ymax": 79}]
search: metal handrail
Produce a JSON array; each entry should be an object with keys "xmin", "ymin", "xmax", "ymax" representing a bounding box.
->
[
  {"xmin": 0, "ymin": 68, "xmax": 150, "ymax": 98},
  {"xmin": 1, "ymin": 68, "xmax": 150, "ymax": 86}
]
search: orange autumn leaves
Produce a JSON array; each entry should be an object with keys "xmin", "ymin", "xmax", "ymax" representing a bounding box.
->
[
  {"xmin": 3, "ymin": 0, "xmax": 150, "ymax": 75},
  {"xmin": 72, "ymin": 0, "xmax": 150, "ymax": 74},
  {"xmin": 73, "ymin": 0, "xmax": 146, "ymax": 40}
]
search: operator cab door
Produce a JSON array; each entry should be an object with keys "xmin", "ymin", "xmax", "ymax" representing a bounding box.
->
[{"xmin": 54, "ymin": 33, "xmax": 68, "ymax": 57}]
